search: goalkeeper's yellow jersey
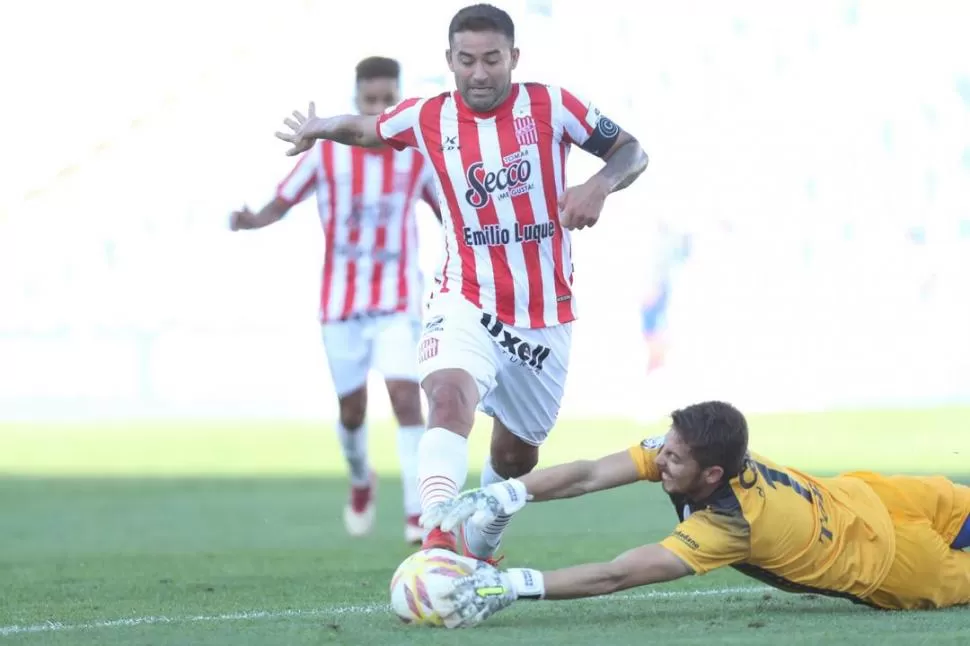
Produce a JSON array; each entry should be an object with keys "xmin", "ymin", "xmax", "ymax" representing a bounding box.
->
[{"xmin": 628, "ymin": 439, "xmax": 897, "ymax": 604}]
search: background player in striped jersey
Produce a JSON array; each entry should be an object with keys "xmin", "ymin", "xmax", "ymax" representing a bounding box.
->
[
  {"xmin": 231, "ymin": 56, "xmax": 441, "ymax": 544},
  {"xmin": 274, "ymin": 4, "xmax": 649, "ymax": 558}
]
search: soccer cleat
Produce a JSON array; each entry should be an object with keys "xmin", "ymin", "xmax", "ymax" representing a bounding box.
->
[
  {"xmin": 343, "ymin": 472, "xmax": 376, "ymax": 537},
  {"xmin": 459, "ymin": 520, "xmax": 505, "ymax": 567},
  {"xmin": 404, "ymin": 514, "xmax": 423, "ymax": 545},
  {"xmin": 422, "ymin": 526, "xmax": 458, "ymax": 553}
]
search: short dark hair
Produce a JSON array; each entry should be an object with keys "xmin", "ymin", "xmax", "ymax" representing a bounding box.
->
[
  {"xmin": 670, "ymin": 401, "xmax": 749, "ymax": 479},
  {"xmin": 448, "ymin": 3, "xmax": 515, "ymax": 45},
  {"xmin": 355, "ymin": 56, "xmax": 400, "ymax": 82}
]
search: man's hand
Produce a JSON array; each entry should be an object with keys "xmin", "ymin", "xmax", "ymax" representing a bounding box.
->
[
  {"xmin": 229, "ymin": 206, "xmax": 254, "ymax": 231},
  {"xmin": 275, "ymin": 102, "xmax": 323, "ymax": 156},
  {"xmin": 419, "ymin": 479, "xmax": 529, "ymax": 533},
  {"xmin": 558, "ymin": 176, "xmax": 610, "ymax": 231},
  {"xmin": 432, "ymin": 561, "xmax": 517, "ymax": 629}
]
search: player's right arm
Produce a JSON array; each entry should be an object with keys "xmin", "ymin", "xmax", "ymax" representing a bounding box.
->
[
  {"xmin": 518, "ymin": 451, "xmax": 642, "ymax": 501},
  {"xmin": 421, "ymin": 436, "xmax": 665, "ymax": 531},
  {"xmin": 229, "ymin": 197, "xmax": 290, "ymax": 231},
  {"xmin": 509, "ymin": 434, "xmax": 665, "ymax": 502},
  {"xmin": 275, "ymin": 98, "xmax": 423, "ymax": 156},
  {"xmin": 229, "ymin": 144, "xmax": 320, "ymax": 231}
]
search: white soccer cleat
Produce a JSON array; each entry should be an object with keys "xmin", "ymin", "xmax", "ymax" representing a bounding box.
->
[
  {"xmin": 461, "ymin": 517, "xmax": 501, "ymax": 562},
  {"xmin": 343, "ymin": 473, "xmax": 377, "ymax": 537}
]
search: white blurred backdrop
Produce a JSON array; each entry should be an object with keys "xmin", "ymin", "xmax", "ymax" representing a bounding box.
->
[{"xmin": 2, "ymin": 0, "xmax": 969, "ymax": 421}]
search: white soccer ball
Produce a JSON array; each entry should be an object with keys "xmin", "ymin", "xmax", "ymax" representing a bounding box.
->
[{"xmin": 389, "ymin": 548, "xmax": 477, "ymax": 626}]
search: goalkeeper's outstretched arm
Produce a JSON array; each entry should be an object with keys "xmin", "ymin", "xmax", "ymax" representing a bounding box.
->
[
  {"xmin": 516, "ymin": 544, "xmax": 692, "ymax": 600},
  {"xmin": 517, "ymin": 450, "xmax": 642, "ymax": 501},
  {"xmin": 443, "ymin": 543, "xmax": 693, "ymax": 627}
]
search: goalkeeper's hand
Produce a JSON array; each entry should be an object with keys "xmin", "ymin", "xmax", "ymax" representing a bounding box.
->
[
  {"xmin": 433, "ymin": 561, "xmax": 517, "ymax": 628},
  {"xmin": 418, "ymin": 479, "xmax": 530, "ymax": 533}
]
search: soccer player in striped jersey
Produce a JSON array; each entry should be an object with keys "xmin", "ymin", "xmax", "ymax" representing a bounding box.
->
[
  {"xmin": 275, "ymin": 4, "xmax": 649, "ymax": 558},
  {"xmin": 231, "ymin": 56, "xmax": 441, "ymax": 544}
]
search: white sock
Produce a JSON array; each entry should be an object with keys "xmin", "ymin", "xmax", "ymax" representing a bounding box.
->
[
  {"xmin": 336, "ymin": 421, "xmax": 370, "ymax": 486},
  {"xmin": 417, "ymin": 427, "xmax": 468, "ymax": 515},
  {"xmin": 397, "ymin": 425, "xmax": 423, "ymax": 516},
  {"xmin": 478, "ymin": 457, "xmax": 513, "ymax": 547}
]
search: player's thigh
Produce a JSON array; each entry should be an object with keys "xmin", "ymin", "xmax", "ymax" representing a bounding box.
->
[
  {"xmin": 321, "ymin": 318, "xmax": 372, "ymax": 398},
  {"xmin": 847, "ymin": 471, "xmax": 970, "ymax": 546},
  {"xmin": 372, "ymin": 313, "xmax": 422, "ymax": 383},
  {"xmin": 866, "ymin": 519, "xmax": 970, "ymax": 610},
  {"xmin": 479, "ymin": 317, "xmax": 572, "ymax": 447},
  {"xmin": 417, "ymin": 293, "xmax": 500, "ymax": 404}
]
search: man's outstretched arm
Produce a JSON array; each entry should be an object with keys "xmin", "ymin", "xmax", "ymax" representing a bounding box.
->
[
  {"xmin": 420, "ymin": 450, "xmax": 642, "ymax": 531},
  {"xmin": 434, "ymin": 544, "xmax": 692, "ymax": 628},
  {"xmin": 521, "ymin": 543, "xmax": 692, "ymax": 600},
  {"xmin": 518, "ymin": 450, "xmax": 642, "ymax": 501},
  {"xmin": 275, "ymin": 102, "xmax": 383, "ymax": 155}
]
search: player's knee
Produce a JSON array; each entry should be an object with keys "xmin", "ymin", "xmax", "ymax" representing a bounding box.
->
[
  {"xmin": 490, "ymin": 446, "xmax": 539, "ymax": 479},
  {"xmin": 424, "ymin": 371, "xmax": 477, "ymax": 434},
  {"xmin": 338, "ymin": 389, "xmax": 367, "ymax": 430}
]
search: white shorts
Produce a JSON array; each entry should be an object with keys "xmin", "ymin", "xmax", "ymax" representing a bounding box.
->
[
  {"xmin": 321, "ymin": 312, "xmax": 421, "ymax": 398},
  {"xmin": 417, "ymin": 292, "xmax": 572, "ymax": 446}
]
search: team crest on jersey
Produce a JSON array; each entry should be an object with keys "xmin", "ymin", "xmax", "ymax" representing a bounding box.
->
[
  {"xmin": 418, "ymin": 337, "xmax": 439, "ymax": 362},
  {"xmin": 513, "ymin": 115, "xmax": 538, "ymax": 146},
  {"xmin": 640, "ymin": 435, "xmax": 665, "ymax": 450}
]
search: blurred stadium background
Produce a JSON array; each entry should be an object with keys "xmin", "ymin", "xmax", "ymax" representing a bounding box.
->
[
  {"xmin": 1, "ymin": 0, "xmax": 970, "ymax": 642},
  {"xmin": 3, "ymin": 0, "xmax": 969, "ymax": 424}
]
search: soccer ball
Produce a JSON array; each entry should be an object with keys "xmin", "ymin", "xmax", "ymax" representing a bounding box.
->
[{"xmin": 389, "ymin": 548, "xmax": 477, "ymax": 626}]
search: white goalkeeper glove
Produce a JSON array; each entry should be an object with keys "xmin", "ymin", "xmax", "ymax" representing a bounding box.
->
[
  {"xmin": 419, "ymin": 479, "xmax": 531, "ymax": 533},
  {"xmin": 432, "ymin": 561, "xmax": 545, "ymax": 629}
]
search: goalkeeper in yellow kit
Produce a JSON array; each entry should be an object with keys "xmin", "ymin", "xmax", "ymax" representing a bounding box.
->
[{"xmin": 420, "ymin": 401, "xmax": 970, "ymax": 628}]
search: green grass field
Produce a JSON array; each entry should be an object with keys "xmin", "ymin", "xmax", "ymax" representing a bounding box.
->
[{"xmin": 1, "ymin": 407, "xmax": 968, "ymax": 645}]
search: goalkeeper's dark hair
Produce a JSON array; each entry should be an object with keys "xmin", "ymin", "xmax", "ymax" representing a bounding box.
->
[
  {"xmin": 355, "ymin": 56, "xmax": 401, "ymax": 82},
  {"xmin": 670, "ymin": 401, "xmax": 749, "ymax": 479},
  {"xmin": 448, "ymin": 3, "xmax": 515, "ymax": 45}
]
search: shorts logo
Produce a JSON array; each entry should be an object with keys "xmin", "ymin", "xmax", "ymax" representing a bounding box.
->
[
  {"xmin": 418, "ymin": 337, "xmax": 439, "ymax": 362},
  {"xmin": 423, "ymin": 315, "xmax": 445, "ymax": 334},
  {"xmin": 480, "ymin": 313, "xmax": 551, "ymax": 373}
]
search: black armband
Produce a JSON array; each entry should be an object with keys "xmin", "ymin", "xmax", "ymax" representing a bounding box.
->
[{"xmin": 579, "ymin": 115, "xmax": 622, "ymax": 157}]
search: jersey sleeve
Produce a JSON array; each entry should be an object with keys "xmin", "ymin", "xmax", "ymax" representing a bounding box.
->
[
  {"xmin": 627, "ymin": 436, "xmax": 665, "ymax": 482},
  {"xmin": 660, "ymin": 510, "xmax": 751, "ymax": 575},
  {"xmin": 275, "ymin": 144, "xmax": 320, "ymax": 206},
  {"xmin": 556, "ymin": 87, "xmax": 623, "ymax": 158},
  {"xmin": 376, "ymin": 98, "xmax": 423, "ymax": 151}
]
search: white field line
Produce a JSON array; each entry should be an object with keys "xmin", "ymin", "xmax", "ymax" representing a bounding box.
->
[{"xmin": 0, "ymin": 585, "xmax": 771, "ymax": 637}]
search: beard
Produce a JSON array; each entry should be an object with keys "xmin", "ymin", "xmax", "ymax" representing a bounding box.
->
[{"xmin": 459, "ymin": 78, "xmax": 511, "ymax": 111}]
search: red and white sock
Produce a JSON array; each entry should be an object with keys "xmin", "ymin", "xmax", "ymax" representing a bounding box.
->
[{"xmin": 417, "ymin": 427, "xmax": 469, "ymax": 513}]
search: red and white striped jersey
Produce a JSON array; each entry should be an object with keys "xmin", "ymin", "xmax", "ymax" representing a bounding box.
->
[
  {"xmin": 276, "ymin": 142, "xmax": 438, "ymax": 323},
  {"xmin": 376, "ymin": 83, "xmax": 615, "ymax": 329}
]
